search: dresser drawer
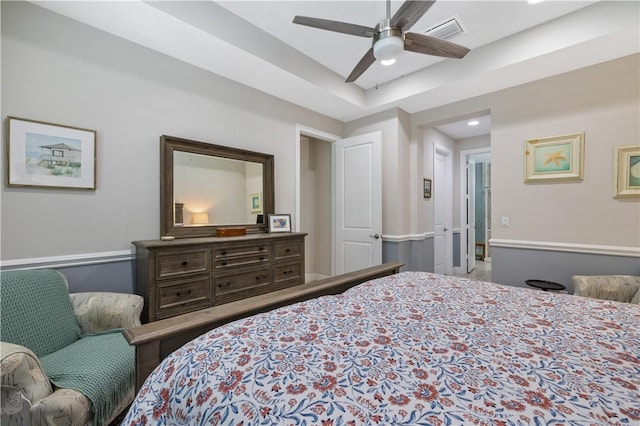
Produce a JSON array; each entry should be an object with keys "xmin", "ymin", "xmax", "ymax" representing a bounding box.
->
[
  {"xmin": 157, "ymin": 277, "xmax": 210, "ymax": 314},
  {"xmin": 213, "ymin": 244, "xmax": 268, "ymax": 259},
  {"xmin": 157, "ymin": 249, "xmax": 209, "ymax": 278},
  {"xmin": 273, "ymin": 262, "xmax": 303, "ymax": 290},
  {"xmin": 213, "ymin": 268, "xmax": 271, "ymax": 305},
  {"xmin": 274, "ymin": 241, "xmax": 302, "ymax": 260},
  {"xmin": 214, "ymin": 249, "xmax": 269, "ymax": 270}
]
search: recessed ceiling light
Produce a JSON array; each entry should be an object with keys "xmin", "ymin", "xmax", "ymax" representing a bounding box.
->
[
  {"xmin": 468, "ymin": 120, "xmax": 480, "ymax": 126},
  {"xmin": 528, "ymin": 0, "xmax": 544, "ymax": 4}
]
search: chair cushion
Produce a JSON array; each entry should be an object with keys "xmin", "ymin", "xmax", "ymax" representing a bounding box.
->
[
  {"xmin": 0, "ymin": 270, "xmax": 81, "ymax": 357},
  {"xmin": 40, "ymin": 331, "xmax": 134, "ymax": 426}
]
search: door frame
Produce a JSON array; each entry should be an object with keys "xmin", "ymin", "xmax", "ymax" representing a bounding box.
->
[
  {"xmin": 295, "ymin": 124, "xmax": 340, "ymax": 277},
  {"xmin": 457, "ymin": 147, "xmax": 491, "ymax": 274}
]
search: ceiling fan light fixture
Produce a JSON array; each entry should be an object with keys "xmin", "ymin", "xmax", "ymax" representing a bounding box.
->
[{"xmin": 373, "ymin": 29, "xmax": 404, "ymax": 65}]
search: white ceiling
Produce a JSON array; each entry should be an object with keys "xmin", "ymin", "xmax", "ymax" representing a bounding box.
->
[{"xmin": 31, "ymin": 1, "xmax": 639, "ymax": 139}]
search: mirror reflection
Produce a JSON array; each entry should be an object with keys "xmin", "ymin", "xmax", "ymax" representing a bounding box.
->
[
  {"xmin": 160, "ymin": 135, "xmax": 274, "ymax": 238},
  {"xmin": 174, "ymin": 152, "xmax": 264, "ymax": 227}
]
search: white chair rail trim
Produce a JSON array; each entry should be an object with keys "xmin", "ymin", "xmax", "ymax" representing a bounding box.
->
[
  {"xmin": 489, "ymin": 239, "xmax": 640, "ymax": 258},
  {"xmin": 382, "ymin": 232, "xmax": 435, "ymax": 243},
  {"xmin": 0, "ymin": 250, "xmax": 134, "ymax": 270}
]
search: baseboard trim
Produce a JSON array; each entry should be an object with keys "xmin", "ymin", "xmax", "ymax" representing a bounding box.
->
[
  {"xmin": 489, "ymin": 239, "xmax": 640, "ymax": 258},
  {"xmin": 0, "ymin": 250, "xmax": 135, "ymax": 270},
  {"xmin": 306, "ymin": 273, "xmax": 330, "ymax": 283}
]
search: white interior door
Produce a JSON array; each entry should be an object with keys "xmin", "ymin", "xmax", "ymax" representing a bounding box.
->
[
  {"xmin": 434, "ymin": 147, "xmax": 453, "ymax": 275},
  {"xmin": 335, "ymin": 132, "xmax": 382, "ymax": 274},
  {"xmin": 467, "ymin": 159, "xmax": 476, "ymax": 272}
]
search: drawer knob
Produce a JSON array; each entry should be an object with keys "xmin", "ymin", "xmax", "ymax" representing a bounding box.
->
[
  {"xmin": 221, "ymin": 262, "xmax": 227, "ymax": 266},
  {"xmin": 176, "ymin": 289, "xmax": 192, "ymax": 297},
  {"xmin": 218, "ymin": 282, "xmax": 231, "ymax": 288},
  {"xmin": 260, "ymin": 256, "xmax": 265, "ymax": 260},
  {"xmin": 255, "ymin": 275, "xmax": 266, "ymax": 280},
  {"xmin": 286, "ymin": 248, "xmax": 291, "ymax": 252},
  {"xmin": 221, "ymin": 251, "xmax": 227, "ymax": 255},
  {"xmin": 182, "ymin": 261, "xmax": 188, "ymax": 267},
  {"xmin": 259, "ymin": 247, "xmax": 264, "ymax": 251}
]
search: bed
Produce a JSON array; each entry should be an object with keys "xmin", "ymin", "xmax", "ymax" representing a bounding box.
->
[{"xmin": 123, "ymin": 272, "xmax": 640, "ymax": 425}]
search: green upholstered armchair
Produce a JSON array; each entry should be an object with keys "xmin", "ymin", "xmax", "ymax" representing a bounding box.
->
[
  {"xmin": 0, "ymin": 269, "xmax": 143, "ymax": 425},
  {"xmin": 572, "ymin": 275, "xmax": 640, "ymax": 304}
]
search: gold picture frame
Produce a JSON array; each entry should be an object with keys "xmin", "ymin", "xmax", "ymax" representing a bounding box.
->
[
  {"xmin": 7, "ymin": 116, "xmax": 96, "ymax": 189},
  {"xmin": 613, "ymin": 145, "xmax": 640, "ymax": 198},
  {"xmin": 524, "ymin": 132, "xmax": 584, "ymax": 183}
]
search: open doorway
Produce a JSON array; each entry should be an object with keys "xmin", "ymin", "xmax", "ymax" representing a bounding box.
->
[
  {"xmin": 459, "ymin": 148, "xmax": 491, "ymax": 274},
  {"xmin": 295, "ymin": 125, "xmax": 338, "ymax": 282}
]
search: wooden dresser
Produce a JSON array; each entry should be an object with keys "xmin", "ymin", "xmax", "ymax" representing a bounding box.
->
[{"xmin": 132, "ymin": 233, "xmax": 306, "ymax": 323}]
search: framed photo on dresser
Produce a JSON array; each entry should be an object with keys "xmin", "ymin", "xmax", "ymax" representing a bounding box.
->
[{"xmin": 268, "ymin": 214, "xmax": 291, "ymax": 233}]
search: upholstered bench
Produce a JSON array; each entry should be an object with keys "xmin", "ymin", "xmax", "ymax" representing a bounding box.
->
[{"xmin": 1, "ymin": 269, "xmax": 143, "ymax": 425}]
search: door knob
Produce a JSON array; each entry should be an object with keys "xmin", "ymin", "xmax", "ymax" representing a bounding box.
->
[{"xmin": 369, "ymin": 234, "xmax": 380, "ymax": 239}]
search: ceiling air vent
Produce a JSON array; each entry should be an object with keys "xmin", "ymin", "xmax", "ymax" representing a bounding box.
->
[{"xmin": 424, "ymin": 16, "xmax": 465, "ymax": 40}]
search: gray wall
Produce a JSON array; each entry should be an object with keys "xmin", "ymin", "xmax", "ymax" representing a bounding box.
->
[
  {"xmin": 1, "ymin": 1, "xmax": 342, "ymax": 261},
  {"xmin": 492, "ymin": 247, "xmax": 640, "ymax": 294},
  {"xmin": 2, "ymin": 2, "xmax": 638, "ymax": 295},
  {"xmin": 57, "ymin": 261, "xmax": 135, "ymax": 294},
  {"xmin": 383, "ymin": 237, "xmax": 434, "ymax": 273}
]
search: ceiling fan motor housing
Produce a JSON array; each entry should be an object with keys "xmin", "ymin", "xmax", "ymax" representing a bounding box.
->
[{"xmin": 373, "ymin": 22, "xmax": 403, "ymax": 62}]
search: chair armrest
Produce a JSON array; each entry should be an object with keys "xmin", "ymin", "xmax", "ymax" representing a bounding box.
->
[
  {"xmin": 0, "ymin": 342, "xmax": 52, "ymax": 405},
  {"xmin": 573, "ymin": 275, "xmax": 640, "ymax": 303},
  {"xmin": 31, "ymin": 388, "xmax": 91, "ymax": 426},
  {"xmin": 69, "ymin": 292, "xmax": 144, "ymax": 335}
]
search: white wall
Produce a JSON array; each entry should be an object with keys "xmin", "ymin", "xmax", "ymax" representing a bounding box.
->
[
  {"xmin": 413, "ymin": 54, "xmax": 640, "ymax": 251},
  {"xmin": 2, "ymin": 2, "xmax": 637, "ymax": 276},
  {"xmin": 1, "ymin": 1, "xmax": 342, "ymax": 260}
]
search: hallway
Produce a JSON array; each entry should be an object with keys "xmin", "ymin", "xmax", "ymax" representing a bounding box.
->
[{"xmin": 454, "ymin": 261, "xmax": 492, "ymax": 282}]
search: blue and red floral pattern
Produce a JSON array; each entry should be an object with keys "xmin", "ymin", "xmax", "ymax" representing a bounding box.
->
[{"xmin": 123, "ymin": 272, "xmax": 640, "ymax": 425}]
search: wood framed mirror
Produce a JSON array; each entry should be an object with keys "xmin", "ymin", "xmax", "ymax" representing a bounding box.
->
[{"xmin": 160, "ymin": 135, "xmax": 274, "ymax": 238}]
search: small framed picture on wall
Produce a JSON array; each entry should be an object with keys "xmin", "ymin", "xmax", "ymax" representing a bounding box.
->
[{"xmin": 423, "ymin": 178, "xmax": 432, "ymax": 199}]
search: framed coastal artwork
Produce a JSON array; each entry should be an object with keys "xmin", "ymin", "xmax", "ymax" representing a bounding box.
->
[
  {"xmin": 613, "ymin": 145, "xmax": 640, "ymax": 198},
  {"xmin": 7, "ymin": 116, "xmax": 96, "ymax": 189},
  {"xmin": 250, "ymin": 193, "xmax": 262, "ymax": 213},
  {"xmin": 524, "ymin": 132, "xmax": 584, "ymax": 183}
]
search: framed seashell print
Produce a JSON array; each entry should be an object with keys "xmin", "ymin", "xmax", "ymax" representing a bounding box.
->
[
  {"xmin": 524, "ymin": 132, "xmax": 584, "ymax": 183},
  {"xmin": 613, "ymin": 145, "xmax": 640, "ymax": 198}
]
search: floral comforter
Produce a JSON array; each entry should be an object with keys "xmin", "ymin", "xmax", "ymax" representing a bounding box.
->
[{"xmin": 123, "ymin": 272, "xmax": 640, "ymax": 425}]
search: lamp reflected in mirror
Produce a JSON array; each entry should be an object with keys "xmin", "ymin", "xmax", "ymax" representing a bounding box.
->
[{"xmin": 191, "ymin": 212, "xmax": 210, "ymax": 226}]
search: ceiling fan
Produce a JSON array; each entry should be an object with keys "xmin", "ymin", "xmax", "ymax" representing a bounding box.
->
[{"xmin": 293, "ymin": 0, "xmax": 470, "ymax": 83}]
